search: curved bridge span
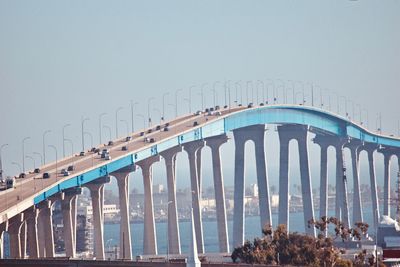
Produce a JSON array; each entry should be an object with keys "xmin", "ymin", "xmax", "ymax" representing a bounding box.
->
[{"xmin": 1, "ymin": 104, "xmax": 399, "ymax": 260}]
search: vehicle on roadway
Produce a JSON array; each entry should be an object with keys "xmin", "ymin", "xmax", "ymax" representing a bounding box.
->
[
  {"xmin": 6, "ymin": 177, "xmax": 15, "ymax": 189},
  {"xmin": 43, "ymin": 172, "xmax": 50, "ymax": 179}
]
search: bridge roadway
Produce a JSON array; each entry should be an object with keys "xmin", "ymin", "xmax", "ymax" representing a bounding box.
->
[
  {"xmin": 1, "ymin": 103, "xmax": 400, "ymax": 260},
  {"xmin": 0, "ymin": 105, "xmax": 244, "ymax": 222}
]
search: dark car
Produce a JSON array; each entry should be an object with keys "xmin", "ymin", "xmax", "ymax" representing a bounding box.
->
[
  {"xmin": 156, "ymin": 125, "xmax": 161, "ymax": 130},
  {"xmin": 18, "ymin": 173, "xmax": 26, "ymax": 178},
  {"xmin": 140, "ymin": 132, "xmax": 145, "ymax": 136},
  {"xmin": 147, "ymin": 129, "xmax": 152, "ymax": 134},
  {"xmin": 108, "ymin": 141, "xmax": 114, "ymax": 146},
  {"xmin": 210, "ymin": 107, "xmax": 214, "ymax": 112},
  {"xmin": 247, "ymin": 103, "xmax": 253, "ymax": 108},
  {"xmin": 149, "ymin": 138, "xmax": 155, "ymax": 143},
  {"xmin": 125, "ymin": 136, "xmax": 132, "ymax": 142},
  {"xmin": 43, "ymin": 173, "xmax": 50, "ymax": 179},
  {"xmin": 193, "ymin": 121, "xmax": 199, "ymax": 126},
  {"xmin": 215, "ymin": 105, "xmax": 220, "ymax": 110},
  {"xmin": 79, "ymin": 151, "xmax": 85, "ymax": 156},
  {"xmin": 90, "ymin": 147, "xmax": 96, "ymax": 152},
  {"xmin": 34, "ymin": 168, "xmax": 41, "ymax": 174},
  {"xmin": 122, "ymin": 146, "xmax": 128, "ymax": 151},
  {"xmin": 260, "ymin": 103, "xmax": 265, "ymax": 106},
  {"xmin": 205, "ymin": 108, "xmax": 209, "ymax": 112},
  {"xmin": 67, "ymin": 165, "xmax": 75, "ymax": 172},
  {"xmin": 164, "ymin": 127, "xmax": 169, "ymax": 132},
  {"xmin": 224, "ymin": 105, "xmax": 228, "ymax": 108},
  {"xmin": 165, "ymin": 122, "xmax": 170, "ymax": 127}
]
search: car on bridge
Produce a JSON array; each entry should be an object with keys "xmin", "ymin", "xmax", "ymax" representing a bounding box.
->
[{"xmin": 43, "ymin": 172, "xmax": 50, "ymax": 179}]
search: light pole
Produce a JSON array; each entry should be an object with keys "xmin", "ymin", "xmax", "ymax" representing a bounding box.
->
[
  {"xmin": 103, "ymin": 125, "xmax": 112, "ymax": 142},
  {"xmin": 183, "ymin": 98, "xmax": 190, "ymax": 113},
  {"xmin": 276, "ymin": 79, "xmax": 285, "ymax": 104},
  {"xmin": 175, "ymin": 89, "xmax": 183, "ymax": 118},
  {"xmin": 188, "ymin": 85, "xmax": 195, "ymax": 113},
  {"xmin": 120, "ymin": 120, "xmax": 129, "ymax": 137},
  {"xmin": 81, "ymin": 117, "xmax": 90, "ymax": 152},
  {"xmin": 42, "ymin": 130, "xmax": 51, "ymax": 164},
  {"xmin": 332, "ymin": 92, "xmax": 340, "ymax": 114},
  {"xmin": 22, "ymin": 136, "xmax": 31, "ymax": 173},
  {"xmin": 130, "ymin": 101, "xmax": 138, "ymax": 133},
  {"xmin": 200, "ymin": 83, "xmax": 208, "ymax": 110},
  {"xmin": 162, "ymin": 93, "xmax": 169, "ymax": 121},
  {"xmin": 0, "ymin": 144, "xmax": 8, "ymax": 181},
  {"xmin": 48, "ymin": 145, "xmax": 58, "ymax": 181},
  {"xmin": 33, "ymin": 152, "xmax": 43, "ymax": 166},
  {"xmin": 246, "ymin": 81, "xmax": 253, "ymax": 104},
  {"xmin": 62, "ymin": 124, "xmax": 71, "ymax": 158},
  {"xmin": 84, "ymin": 132, "xmax": 93, "ymax": 148},
  {"xmin": 12, "ymin": 162, "xmax": 22, "ymax": 175},
  {"xmin": 99, "ymin": 113, "xmax": 107, "ymax": 145},
  {"xmin": 212, "ymin": 81, "xmax": 220, "ymax": 107},
  {"xmin": 265, "ymin": 79, "xmax": 275, "ymax": 104},
  {"xmin": 153, "ymin": 109, "xmax": 162, "ymax": 127},
  {"xmin": 306, "ymin": 82, "xmax": 314, "ymax": 106},
  {"xmin": 294, "ymin": 81, "xmax": 305, "ymax": 105},
  {"xmin": 257, "ymin": 80, "xmax": 264, "ymax": 104},
  {"xmin": 287, "ymin": 80, "xmax": 295, "ymax": 104},
  {"xmin": 235, "ymin": 81, "xmax": 242, "ymax": 105},
  {"xmin": 340, "ymin": 96, "xmax": 347, "ymax": 117},
  {"xmin": 347, "ymin": 100, "xmax": 354, "ymax": 120},
  {"xmin": 147, "ymin": 98, "xmax": 155, "ymax": 127},
  {"xmin": 136, "ymin": 114, "xmax": 146, "ymax": 132},
  {"xmin": 356, "ymin": 104, "xmax": 362, "ymax": 124},
  {"xmin": 25, "ymin": 155, "xmax": 36, "ymax": 170},
  {"xmin": 224, "ymin": 80, "xmax": 231, "ymax": 106},
  {"xmin": 64, "ymin": 139, "xmax": 74, "ymax": 158},
  {"xmin": 115, "ymin": 107, "xmax": 124, "ymax": 139},
  {"xmin": 363, "ymin": 108, "xmax": 369, "ymax": 129}
]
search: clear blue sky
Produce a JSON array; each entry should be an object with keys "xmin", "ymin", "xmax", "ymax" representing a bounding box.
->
[{"xmin": 0, "ymin": 1, "xmax": 399, "ymax": 192}]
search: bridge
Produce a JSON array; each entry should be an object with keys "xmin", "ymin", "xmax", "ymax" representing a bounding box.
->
[{"xmin": 0, "ymin": 103, "xmax": 400, "ymax": 261}]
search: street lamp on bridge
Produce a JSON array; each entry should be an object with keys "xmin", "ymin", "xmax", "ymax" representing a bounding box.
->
[
  {"xmin": 103, "ymin": 125, "xmax": 112, "ymax": 143},
  {"xmin": 33, "ymin": 152, "xmax": 43, "ymax": 166},
  {"xmin": 62, "ymin": 124, "xmax": 71, "ymax": 158},
  {"xmin": 22, "ymin": 136, "xmax": 31, "ymax": 173},
  {"xmin": 42, "ymin": 130, "xmax": 51, "ymax": 164},
  {"xmin": 175, "ymin": 89, "xmax": 183, "ymax": 118},
  {"xmin": 81, "ymin": 117, "xmax": 90, "ymax": 152},
  {"xmin": 162, "ymin": 93, "xmax": 169, "ymax": 121},
  {"xmin": 115, "ymin": 107, "xmax": 124, "ymax": 139},
  {"xmin": 130, "ymin": 101, "xmax": 138, "ymax": 133},
  {"xmin": 212, "ymin": 81, "xmax": 220, "ymax": 107},
  {"xmin": 147, "ymin": 98, "xmax": 155, "ymax": 127},
  {"xmin": 48, "ymin": 145, "xmax": 58, "ymax": 182},
  {"xmin": 99, "ymin": 113, "xmax": 107, "ymax": 145}
]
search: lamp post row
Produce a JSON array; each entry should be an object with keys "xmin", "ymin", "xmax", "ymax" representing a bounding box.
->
[{"xmin": 0, "ymin": 79, "xmax": 393, "ymax": 177}]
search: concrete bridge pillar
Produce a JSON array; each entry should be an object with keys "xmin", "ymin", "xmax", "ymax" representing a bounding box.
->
[
  {"xmin": 206, "ymin": 135, "xmax": 229, "ymax": 253},
  {"xmin": 37, "ymin": 199, "xmax": 56, "ymax": 258},
  {"xmin": 25, "ymin": 207, "xmax": 39, "ymax": 258},
  {"xmin": 346, "ymin": 140, "xmax": 363, "ymax": 224},
  {"xmin": 0, "ymin": 221, "xmax": 8, "ymax": 259},
  {"xmin": 364, "ymin": 146, "xmax": 380, "ymax": 228},
  {"xmin": 278, "ymin": 124, "xmax": 315, "ymax": 236},
  {"xmin": 112, "ymin": 165, "xmax": 136, "ymax": 260},
  {"xmin": 334, "ymin": 139, "xmax": 350, "ymax": 227},
  {"xmin": 381, "ymin": 151, "xmax": 392, "ymax": 217},
  {"xmin": 277, "ymin": 126, "xmax": 291, "ymax": 232},
  {"xmin": 137, "ymin": 155, "xmax": 161, "ymax": 255},
  {"xmin": 184, "ymin": 140, "xmax": 205, "ymax": 254},
  {"xmin": 160, "ymin": 146, "xmax": 183, "ymax": 255},
  {"xmin": 85, "ymin": 176, "xmax": 110, "ymax": 260},
  {"xmin": 232, "ymin": 128, "xmax": 246, "ymax": 247},
  {"xmin": 61, "ymin": 188, "xmax": 82, "ymax": 259},
  {"xmin": 8, "ymin": 213, "xmax": 24, "ymax": 258},
  {"xmin": 313, "ymin": 135, "xmax": 332, "ymax": 222},
  {"xmin": 19, "ymin": 221, "xmax": 27, "ymax": 259}
]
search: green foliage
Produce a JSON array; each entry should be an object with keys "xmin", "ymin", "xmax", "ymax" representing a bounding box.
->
[{"xmin": 231, "ymin": 217, "xmax": 380, "ymax": 266}]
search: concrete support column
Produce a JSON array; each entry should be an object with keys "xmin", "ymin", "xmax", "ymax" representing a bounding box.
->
[
  {"xmin": 19, "ymin": 221, "xmax": 27, "ymax": 259},
  {"xmin": 206, "ymin": 135, "xmax": 229, "ymax": 253},
  {"xmin": 334, "ymin": 142, "xmax": 350, "ymax": 227},
  {"xmin": 277, "ymin": 126, "xmax": 291, "ymax": 231},
  {"xmin": 38, "ymin": 199, "xmax": 55, "ymax": 258},
  {"xmin": 382, "ymin": 152, "xmax": 392, "ymax": 217},
  {"xmin": 8, "ymin": 213, "xmax": 24, "ymax": 258},
  {"xmin": 112, "ymin": 166, "xmax": 135, "ymax": 260},
  {"xmin": 313, "ymin": 140, "xmax": 329, "ymax": 220},
  {"xmin": 296, "ymin": 127, "xmax": 316, "ymax": 236},
  {"xmin": 25, "ymin": 208, "xmax": 39, "ymax": 259},
  {"xmin": 61, "ymin": 188, "xmax": 82, "ymax": 259},
  {"xmin": 232, "ymin": 129, "xmax": 246, "ymax": 247},
  {"xmin": 0, "ymin": 221, "xmax": 8, "ymax": 259},
  {"xmin": 252, "ymin": 126, "xmax": 272, "ymax": 232},
  {"xmin": 347, "ymin": 142, "xmax": 363, "ymax": 224},
  {"xmin": 184, "ymin": 140, "xmax": 205, "ymax": 254},
  {"xmin": 86, "ymin": 176, "xmax": 110, "ymax": 260},
  {"xmin": 366, "ymin": 147, "xmax": 379, "ymax": 228},
  {"xmin": 137, "ymin": 155, "xmax": 160, "ymax": 255},
  {"xmin": 160, "ymin": 146, "xmax": 183, "ymax": 255}
]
